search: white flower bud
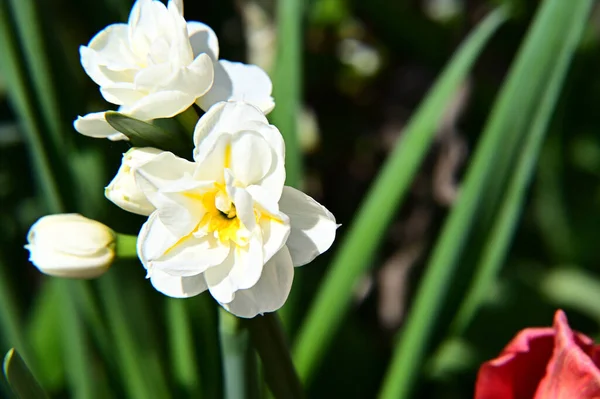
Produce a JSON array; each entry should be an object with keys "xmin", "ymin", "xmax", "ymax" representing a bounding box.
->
[
  {"xmin": 26, "ymin": 214, "xmax": 116, "ymax": 279},
  {"xmin": 105, "ymin": 147, "xmax": 162, "ymax": 215}
]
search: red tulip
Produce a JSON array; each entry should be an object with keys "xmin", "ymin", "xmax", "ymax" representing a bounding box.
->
[{"xmin": 474, "ymin": 310, "xmax": 600, "ymax": 399}]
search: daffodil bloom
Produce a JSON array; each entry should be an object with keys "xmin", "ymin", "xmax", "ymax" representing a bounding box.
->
[
  {"xmin": 135, "ymin": 101, "xmax": 337, "ymax": 317},
  {"xmin": 74, "ymin": 0, "xmax": 274, "ymax": 140},
  {"xmin": 105, "ymin": 147, "xmax": 162, "ymax": 215},
  {"xmin": 26, "ymin": 214, "xmax": 116, "ymax": 279}
]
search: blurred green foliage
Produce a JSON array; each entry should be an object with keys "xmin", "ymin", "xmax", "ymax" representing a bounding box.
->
[{"xmin": 1, "ymin": 0, "xmax": 600, "ymax": 398}]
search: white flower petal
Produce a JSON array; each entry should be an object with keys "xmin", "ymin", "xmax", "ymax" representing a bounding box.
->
[
  {"xmin": 246, "ymin": 185, "xmax": 281, "ymax": 216},
  {"xmin": 193, "ymin": 133, "xmax": 230, "ymax": 183},
  {"xmin": 193, "ymin": 101, "xmax": 268, "ymax": 160},
  {"xmin": 134, "ymin": 63, "xmax": 173, "ymax": 91},
  {"xmin": 222, "ymin": 246, "xmax": 294, "ymax": 318},
  {"xmin": 152, "ymin": 234, "xmax": 230, "ymax": 277},
  {"xmin": 231, "ymin": 185, "xmax": 256, "ymax": 232},
  {"xmin": 73, "ymin": 112, "xmax": 127, "ymax": 141},
  {"xmin": 105, "ymin": 147, "xmax": 162, "ymax": 215},
  {"xmin": 135, "ymin": 152, "xmax": 208, "ymax": 236},
  {"xmin": 100, "ymin": 83, "xmax": 146, "ymax": 105},
  {"xmin": 196, "ymin": 60, "xmax": 274, "ymax": 113},
  {"xmin": 230, "ymin": 131, "xmax": 273, "ymax": 186},
  {"xmin": 187, "ymin": 21, "xmax": 219, "ymax": 60},
  {"xmin": 259, "ymin": 214, "xmax": 290, "ymax": 264},
  {"xmin": 80, "ymin": 24, "xmax": 137, "ymax": 85},
  {"xmin": 150, "ymin": 269, "xmax": 207, "ymax": 298},
  {"xmin": 164, "ymin": 53, "xmax": 214, "ymax": 97},
  {"xmin": 26, "ymin": 214, "xmax": 115, "ymax": 279},
  {"xmin": 126, "ymin": 90, "xmax": 197, "ymax": 120},
  {"xmin": 205, "ymin": 234, "xmax": 265, "ymax": 303},
  {"xmin": 204, "ymin": 249, "xmax": 236, "ymax": 303},
  {"xmin": 238, "ymin": 121, "xmax": 286, "ymax": 199},
  {"xmin": 279, "ymin": 186, "xmax": 338, "ymax": 266},
  {"xmin": 230, "ymin": 235, "xmax": 264, "ymax": 289},
  {"xmin": 137, "ymin": 211, "xmax": 180, "ymax": 269}
]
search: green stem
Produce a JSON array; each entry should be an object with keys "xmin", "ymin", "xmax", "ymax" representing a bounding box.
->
[
  {"xmin": 219, "ymin": 308, "xmax": 252, "ymax": 399},
  {"xmin": 116, "ymin": 234, "xmax": 138, "ymax": 259},
  {"xmin": 244, "ymin": 313, "xmax": 303, "ymax": 399}
]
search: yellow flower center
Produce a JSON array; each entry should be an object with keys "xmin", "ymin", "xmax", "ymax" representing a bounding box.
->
[{"xmin": 198, "ymin": 189, "xmax": 246, "ymax": 246}]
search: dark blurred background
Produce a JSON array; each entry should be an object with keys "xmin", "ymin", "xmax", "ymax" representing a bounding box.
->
[{"xmin": 2, "ymin": 0, "xmax": 600, "ymax": 397}]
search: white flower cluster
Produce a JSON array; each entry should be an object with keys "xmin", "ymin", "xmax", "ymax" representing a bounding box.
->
[{"xmin": 26, "ymin": 0, "xmax": 338, "ymax": 318}]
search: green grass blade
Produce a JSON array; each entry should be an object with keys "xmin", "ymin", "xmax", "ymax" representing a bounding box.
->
[
  {"xmin": 377, "ymin": 1, "xmax": 591, "ymax": 398},
  {"xmin": 0, "ymin": 0, "xmax": 63, "ymax": 212},
  {"xmin": 3, "ymin": 349, "xmax": 48, "ymax": 399},
  {"xmin": 270, "ymin": 0, "xmax": 303, "ymax": 188},
  {"xmin": 167, "ymin": 299, "xmax": 201, "ymax": 397},
  {"xmin": 7, "ymin": 0, "xmax": 67, "ymax": 151},
  {"xmin": 451, "ymin": 0, "xmax": 593, "ymax": 335},
  {"xmin": 292, "ymin": 7, "xmax": 507, "ymax": 383},
  {"xmin": 98, "ymin": 272, "xmax": 169, "ymax": 399},
  {"xmin": 26, "ymin": 281, "xmax": 65, "ymax": 391},
  {"xmin": 59, "ymin": 281, "xmax": 96, "ymax": 399},
  {"xmin": 0, "ymin": 251, "xmax": 28, "ymax": 365}
]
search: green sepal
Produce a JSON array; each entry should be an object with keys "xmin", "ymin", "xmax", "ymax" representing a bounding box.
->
[{"xmin": 105, "ymin": 112, "xmax": 186, "ymax": 152}]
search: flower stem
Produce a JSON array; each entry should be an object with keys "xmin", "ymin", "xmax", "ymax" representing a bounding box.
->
[
  {"xmin": 244, "ymin": 313, "xmax": 303, "ymax": 399},
  {"xmin": 219, "ymin": 308, "xmax": 259, "ymax": 399},
  {"xmin": 116, "ymin": 234, "xmax": 138, "ymax": 259}
]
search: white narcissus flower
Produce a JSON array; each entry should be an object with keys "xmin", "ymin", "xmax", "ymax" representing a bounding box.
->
[
  {"xmin": 26, "ymin": 214, "xmax": 116, "ymax": 279},
  {"xmin": 105, "ymin": 147, "xmax": 162, "ymax": 215},
  {"xmin": 74, "ymin": 0, "xmax": 275, "ymax": 141},
  {"xmin": 135, "ymin": 101, "xmax": 337, "ymax": 318}
]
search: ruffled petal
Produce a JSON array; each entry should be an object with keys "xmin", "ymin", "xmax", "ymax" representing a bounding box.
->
[
  {"xmin": 278, "ymin": 186, "xmax": 338, "ymax": 266},
  {"xmin": 135, "ymin": 152, "xmax": 209, "ymax": 236},
  {"xmin": 149, "ymin": 269, "xmax": 207, "ymax": 298},
  {"xmin": 205, "ymin": 234, "xmax": 265, "ymax": 303},
  {"xmin": 152, "ymin": 233, "xmax": 231, "ymax": 277},
  {"xmin": 230, "ymin": 131, "xmax": 273, "ymax": 186},
  {"xmin": 222, "ymin": 246, "xmax": 293, "ymax": 318},
  {"xmin": 193, "ymin": 101, "xmax": 268, "ymax": 161},
  {"xmin": 196, "ymin": 60, "xmax": 274, "ymax": 113},
  {"xmin": 125, "ymin": 90, "xmax": 196, "ymax": 120},
  {"xmin": 73, "ymin": 112, "xmax": 128, "ymax": 141},
  {"xmin": 187, "ymin": 21, "xmax": 219, "ymax": 60}
]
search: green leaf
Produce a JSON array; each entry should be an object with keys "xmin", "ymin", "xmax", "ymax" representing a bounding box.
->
[
  {"xmin": 450, "ymin": 0, "xmax": 593, "ymax": 335},
  {"xmin": 3, "ymin": 349, "xmax": 48, "ymax": 399},
  {"xmin": 58, "ymin": 281, "xmax": 96, "ymax": 399},
  {"xmin": 26, "ymin": 281, "xmax": 64, "ymax": 390},
  {"xmin": 292, "ymin": 6, "xmax": 507, "ymax": 383},
  {"xmin": 167, "ymin": 299, "xmax": 201, "ymax": 397},
  {"xmin": 0, "ymin": 0, "xmax": 63, "ymax": 213},
  {"xmin": 377, "ymin": 1, "xmax": 594, "ymax": 398},
  {"xmin": 0, "ymin": 250, "xmax": 28, "ymax": 368},
  {"xmin": 97, "ymin": 271, "xmax": 170, "ymax": 399},
  {"xmin": 105, "ymin": 111, "xmax": 185, "ymax": 151},
  {"xmin": 270, "ymin": 0, "xmax": 303, "ymax": 189},
  {"xmin": 7, "ymin": 0, "xmax": 68, "ymax": 152}
]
